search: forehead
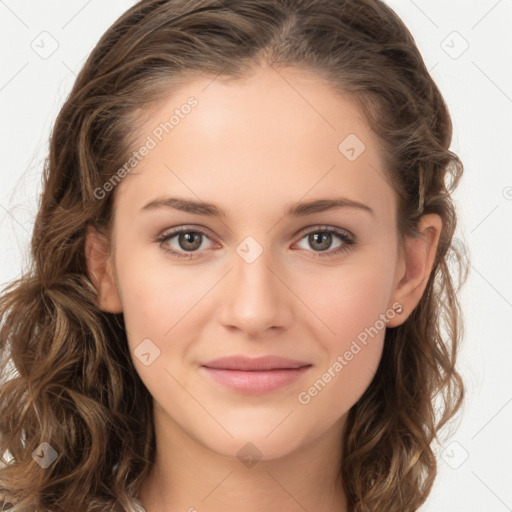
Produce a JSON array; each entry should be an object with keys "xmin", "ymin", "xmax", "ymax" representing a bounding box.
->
[{"xmin": 115, "ymin": 65, "xmax": 395, "ymax": 226}]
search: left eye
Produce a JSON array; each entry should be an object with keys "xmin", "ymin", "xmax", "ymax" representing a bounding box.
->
[
  {"xmin": 293, "ymin": 227, "xmax": 355, "ymax": 258},
  {"xmin": 294, "ymin": 230, "xmax": 348, "ymax": 252}
]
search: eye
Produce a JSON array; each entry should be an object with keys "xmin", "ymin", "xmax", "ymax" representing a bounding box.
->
[
  {"xmin": 292, "ymin": 226, "xmax": 355, "ymax": 258},
  {"xmin": 156, "ymin": 226, "xmax": 217, "ymax": 259},
  {"xmin": 155, "ymin": 225, "xmax": 356, "ymax": 260}
]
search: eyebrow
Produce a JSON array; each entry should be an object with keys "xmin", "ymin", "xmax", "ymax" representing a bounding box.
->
[{"xmin": 141, "ymin": 196, "xmax": 375, "ymax": 218}]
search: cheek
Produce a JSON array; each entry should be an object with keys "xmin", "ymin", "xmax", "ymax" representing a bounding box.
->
[
  {"xmin": 113, "ymin": 242, "xmax": 184, "ymax": 349},
  {"xmin": 296, "ymin": 336, "xmax": 384, "ymax": 434},
  {"xmin": 295, "ymin": 255, "xmax": 394, "ymax": 348},
  {"xmin": 292, "ymin": 260, "xmax": 391, "ymax": 411},
  {"xmin": 295, "ymin": 281, "xmax": 387, "ymax": 423},
  {"xmin": 114, "ymin": 255, "xmax": 198, "ymax": 402}
]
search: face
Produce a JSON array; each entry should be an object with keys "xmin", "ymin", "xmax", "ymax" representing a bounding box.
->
[{"xmin": 95, "ymin": 65, "xmax": 408, "ymax": 461}]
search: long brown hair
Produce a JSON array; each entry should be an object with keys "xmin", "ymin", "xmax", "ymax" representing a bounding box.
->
[{"xmin": 0, "ymin": 1, "xmax": 469, "ymax": 510}]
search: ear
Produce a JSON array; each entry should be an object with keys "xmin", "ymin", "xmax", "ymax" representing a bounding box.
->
[
  {"xmin": 386, "ymin": 214, "xmax": 442, "ymax": 327},
  {"xmin": 85, "ymin": 225, "xmax": 123, "ymax": 313}
]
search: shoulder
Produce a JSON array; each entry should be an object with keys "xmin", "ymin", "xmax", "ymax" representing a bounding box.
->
[
  {"xmin": 132, "ymin": 498, "xmax": 146, "ymax": 511},
  {"xmin": 0, "ymin": 498, "xmax": 144, "ymax": 511},
  {"xmin": 111, "ymin": 498, "xmax": 146, "ymax": 512},
  {"xmin": 0, "ymin": 500, "xmax": 13, "ymax": 510}
]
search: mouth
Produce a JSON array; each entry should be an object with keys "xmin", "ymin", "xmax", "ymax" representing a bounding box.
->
[
  {"xmin": 201, "ymin": 355, "xmax": 311, "ymax": 371},
  {"xmin": 200, "ymin": 355, "xmax": 312, "ymax": 394}
]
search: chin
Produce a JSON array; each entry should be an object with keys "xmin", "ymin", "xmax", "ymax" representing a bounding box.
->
[
  {"xmin": 212, "ymin": 437, "xmax": 300, "ymax": 463},
  {"xmin": 195, "ymin": 422, "xmax": 307, "ymax": 463}
]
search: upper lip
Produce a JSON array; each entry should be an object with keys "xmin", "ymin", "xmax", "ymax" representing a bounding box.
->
[{"xmin": 201, "ymin": 355, "xmax": 312, "ymax": 371}]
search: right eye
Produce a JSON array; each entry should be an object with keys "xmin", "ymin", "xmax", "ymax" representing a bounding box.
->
[{"xmin": 156, "ymin": 226, "xmax": 219, "ymax": 259}]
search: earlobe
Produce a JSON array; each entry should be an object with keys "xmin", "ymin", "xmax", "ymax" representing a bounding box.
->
[
  {"xmin": 85, "ymin": 225, "xmax": 123, "ymax": 313},
  {"xmin": 387, "ymin": 214, "xmax": 442, "ymax": 328}
]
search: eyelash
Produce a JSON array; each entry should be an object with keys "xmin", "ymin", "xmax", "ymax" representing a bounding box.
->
[{"xmin": 155, "ymin": 225, "xmax": 356, "ymax": 260}]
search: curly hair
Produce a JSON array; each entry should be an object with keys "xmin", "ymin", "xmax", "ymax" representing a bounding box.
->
[{"xmin": 0, "ymin": 0, "xmax": 469, "ymax": 510}]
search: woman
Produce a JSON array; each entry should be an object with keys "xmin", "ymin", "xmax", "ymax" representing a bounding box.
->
[{"xmin": 0, "ymin": 0, "xmax": 468, "ymax": 510}]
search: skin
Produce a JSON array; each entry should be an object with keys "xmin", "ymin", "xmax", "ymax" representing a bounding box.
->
[{"xmin": 86, "ymin": 65, "xmax": 442, "ymax": 512}]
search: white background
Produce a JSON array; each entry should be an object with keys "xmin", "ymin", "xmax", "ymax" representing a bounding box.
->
[{"xmin": 1, "ymin": 1, "xmax": 511, "ymax": 510}]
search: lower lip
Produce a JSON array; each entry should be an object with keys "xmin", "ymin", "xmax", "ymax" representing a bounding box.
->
[{"xmin": 200, "ymin": 366, "xmax": 312, "ymax": 394}]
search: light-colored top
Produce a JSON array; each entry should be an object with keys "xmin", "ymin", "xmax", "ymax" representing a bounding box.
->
[{"xmin": 132, "ymin": 498, "xmax": 146, "ymax": 511}]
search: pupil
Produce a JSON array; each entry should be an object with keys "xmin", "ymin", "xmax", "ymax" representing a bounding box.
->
[
  {"xmin": 180, "ymin": 232, "xmax": 201, "ymax": 250},
  {"xmin": 310, "ymin": 232, "xmax": 331, "ymax": 251}
]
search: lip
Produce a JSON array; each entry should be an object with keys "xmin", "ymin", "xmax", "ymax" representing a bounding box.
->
[
  {"xmin": 200, "ymin": 355, "xmax": 312, "ymax": 394},
  {"xmin": 201, "ymin": 355, "xmax": 311, "ymax": 371}
]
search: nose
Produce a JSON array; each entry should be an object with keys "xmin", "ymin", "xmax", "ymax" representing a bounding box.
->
[{"xmin": 217, "ymin": 244, "xmax": 293, "ymax": 338}]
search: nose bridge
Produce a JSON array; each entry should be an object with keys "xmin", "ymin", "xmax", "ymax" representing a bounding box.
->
[{"xmin": 218, "ymin": 235, "xmax": 292, "ymax": 335}]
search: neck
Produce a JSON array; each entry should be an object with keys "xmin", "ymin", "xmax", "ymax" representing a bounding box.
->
[{"xmin": 137, "ymin": 403, "xmax": 348, "ymax": 512}]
